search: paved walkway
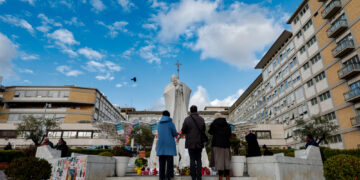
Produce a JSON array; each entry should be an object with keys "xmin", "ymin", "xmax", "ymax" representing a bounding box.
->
[{"xmin": 0, "ymin": 170, "xmax": 6, "ymax": 180}]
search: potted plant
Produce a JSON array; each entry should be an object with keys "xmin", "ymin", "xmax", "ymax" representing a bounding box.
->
[
  {"xmin": 230, "ymin": 135, "xmax": 246, "ymax": 177},
  {"xmin": 112, "ymin": 146, "xmax": 133, "ymax": 177}
]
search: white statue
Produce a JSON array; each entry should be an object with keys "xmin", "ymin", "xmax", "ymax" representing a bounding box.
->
[
  {"xmin": 149, "ymin": 74, "xmax": 209, "ymax": 169},
  {"xmin": 164, "ymin": 75, "xmax": 191, "ymax": 132}
]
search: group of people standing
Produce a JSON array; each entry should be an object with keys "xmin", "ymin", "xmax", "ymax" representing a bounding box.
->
[
  {"xmin": 42, "ymin": 137, "xmax": 69, "ymax": 157},
  {"xmin": 157, "ymin": 105, "xmax": 264, "ymax": 180}
]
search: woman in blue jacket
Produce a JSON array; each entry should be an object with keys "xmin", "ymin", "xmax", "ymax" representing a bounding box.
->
[{"xmin": 157, "ymin": 110, "xmax": 178, "ymax": 180}]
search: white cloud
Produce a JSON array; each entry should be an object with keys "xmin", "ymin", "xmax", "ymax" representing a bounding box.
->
[
  {"xmin": 142, "ymin": 23, "xmax": 157, "ymax": 31},
  {"xmin": 115, "ymin": 83, "xmax": 123, "ymax": 88},
  {"xmin": 189, "ymin": 85, "xmax": 244, "ymax": 110},
  {"xmin": 149, "ymin": 0, "xmax": 168, "ymax": 11},
  {"xmin": 65, "ymin": 17, "xmax": 85, "ymax": 27},
  {"xmin": 0, "ymin": 32, "xmax": 17, "ymax": 78},
  {"xmin": 36, "ymin": 14, "xmax": 62, "ymax": 33},
  {"xmin": 47, "ymin": 29, "xmax": 79, "ymax": 45},
  {"xmin": 78, "ymin": 47, "xmax": 103, "ymax": 60},
  {"xmin": 117, "ymin": 0, "xmax": 135, "ymax": 11},
  {"xmin": 97, "ymin": 20, "xmax": 128, "ymax": 38},
  {"xmin": 154, "ymin": 0, "xmax": 217, "ymax": 42},
  {"xmin": 20, "ymin": 52, "xmax": 39, "ymax": 60},
  {"xmin": 0, "ymin": 15, "xmax": 34, "ymax": 34},
  {"xmin": 23, "ymin": 80, "xmax": 31, "ymax": 84},
  {"xmin": 47, "ymin": 29, "xmax": 79, "ymax": 56},
  {"xmin": 21, "ymin": 0, "xmax": 35, "ymax": 5},
  {"xmin": 148, "ymin": 97, "xmax": 165, "ymax": 111},
  {"xmin": 83, "ymin": 60, "xmax": 122, "ymax": 80},
  {"xmin": 56, "ymin": 65, "xmax": 82, "ymax": 77},
  {"xmin": 0, "ymin": 0, "xmax": 6, "ymax": 5},
  {"xmin": 96, "ymin": 73, "xmax": 114, "ymax": 81},
  {"xmin": 19, "ymin": 68, "xmax": 34, "ymax": 74},
  {"xmin": 153, "ymin": 0, "xmax": 284, "ymax": 68},
  {"xmin": 139, "ymin": 44, "xmax": 160, "ymax": 64},
  {"xmin": 90, "ymin": 0, "xmax": 106, "ymax": 12}
]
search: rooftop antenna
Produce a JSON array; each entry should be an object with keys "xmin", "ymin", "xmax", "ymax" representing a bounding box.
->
[{"xmin": 175, "ymin": 60, "xmax": 182, "ymax": 79}]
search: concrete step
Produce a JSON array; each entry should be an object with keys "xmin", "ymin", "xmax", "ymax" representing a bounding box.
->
[{"xmin": 106, "ymin": 176, "xmax": 257, "ymax": 180}]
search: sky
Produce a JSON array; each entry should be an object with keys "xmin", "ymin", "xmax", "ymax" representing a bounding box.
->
[{"xmin": 0, "ymin": 0, "xmax": 302, "ymax": 110}]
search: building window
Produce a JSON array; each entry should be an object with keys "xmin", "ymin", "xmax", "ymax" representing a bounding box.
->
[
  {"xmin": 311, "ymin": 54, "xmax": 322, "ymax": 65},
  {"xmin": 324, "ymin": 112, "xmax": 336, "ymax": 121},
  {"xmin": 307, "ymin": 79, "xmax": 314, "ymax": 87},
  {"xmin": 48, "ymin": 91, "xmax": 59, "ymax": 98},
  {"xmin": 62, "ymin": 131, "xmax": 77, "ymax": 138},
  {"xmin": 37, "ymin": 91, "xmax": 48, "ymax": 97},
  {"xmin": 329, "ymin": 134, "xmax": 342, "ymax": 143},
  {"xmin": 315, "ymin": 72, "xmax": 326, "ymax": 82},
  {"xmin": 319, "ymin": 91, "xmax": 331, "ymax": 102},
  {"xmin": 293, "ymin": 15, "xmax": 300, "ymax": 24},
  {"xmin": 78, "ymin": 131, "xmax": 92, "ymax": 138},
  {"xmin": 290, "ymin": 57, "xmax": 298, "ymax": 68},
  {"xmin": 307, "ymin": 36, "xmax": 317, "ymax": 48},
  {"xmin": 311, "ymin": 98, "xmax": 318, "ymax": 105},
  {"xmin": 350, "ymin": 80, "xmax": 360, "ymax": 90},
  {"xmin": 60, "ymin": 91, "xmax": 70, "ymax": 98},
  {"xmin": 25, "ymin": 91, "xmax": 36, "ymax": 97},
  {"xmin": 0, "ymin": 130, "xmax": 17, "ymax": 138},
  {"xmin": 14, "ymin": 91, "xmax": 21, "ymax": 98},
  {"xmin": 303, "ymin": 19, "xmax": 313, "ymax": 31},
  {"xmin": 48, "ymin": 131, "xmax": 62, "ymax": 138},
  {"xmin": 296, "ymin": 31, "xmax": 302, "ymax": 39},
  {"xmin": 255, "ymin": 131, "xmax": 271, "ymax": 139},
  {"xmin": 303, "ymin": 62, "xmax": 310, "ymax": 70},
  {"xmin": 300, "ymin": 46, "xmax": 306, "ymax": 54}
]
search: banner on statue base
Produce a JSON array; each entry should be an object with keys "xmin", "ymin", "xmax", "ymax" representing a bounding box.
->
[{"xmin": 116, "ymin": 124, "xmax": 124, "ymax": 135}]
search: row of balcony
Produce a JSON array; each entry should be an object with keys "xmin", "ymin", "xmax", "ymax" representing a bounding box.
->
[
  {"xmin": 322, "ymin": 0, "xmax": 342, "ymax": 19},
  {"xmin": 327, "ymin": 19, "xmax": 348, "ymax": 38},
  {"xmin": 350, "ymin": 116, "xmax": 360, "ymax": 127},
  {"xmin": 332, "ymin": 39, "xmax": 355, "ymax": 58}
]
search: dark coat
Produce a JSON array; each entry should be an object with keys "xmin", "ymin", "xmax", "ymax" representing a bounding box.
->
[
  {"xmin": 55, "ymin": 141, "xmax": 68, "ymax": 157},
  {"xmin": 305, "ymin": 139, "xmax": 319, "ymax": 149},
  {"xmin": 4, "ymin": 144, "xmax": 12, "ymax": 150},
  {"xmin": 245, "ymin": 133, "xmax": 261, "ymax": 157},
  {"xmin": 181, "ymin": 113, "xmax": 206, "ymax": 149},
  {"xmin": 263, "ymin": 149, "xmax": 273, "ymax": 156},
  {"xmin": 208, "ymin": 118, "xmax": 231, "ymax": 148},
  {"xmin": 157, "ymin": 116, "xmax": 178, "ymax": 156}
]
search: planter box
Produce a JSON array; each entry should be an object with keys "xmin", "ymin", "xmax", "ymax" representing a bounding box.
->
[
  {"xmin": 114, "ymin": 156, "xmax": 130, "ymax": 177},
  {"xmin": 0, "ymin": 162, "xmax": 9, "ymax": 170},
  {"xmin": 231, "ymin": 156, "xmax": 246, "ymax": 177}
]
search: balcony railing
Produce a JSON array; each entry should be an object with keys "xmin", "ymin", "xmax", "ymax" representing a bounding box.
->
[
  {"xmin": 322, "ymin": 0, "xmax": 342, "ymax": 19},
  {"xmin": 332, "ymin": 39, "xmax": 355, "ymax": 58},
  {"xmin": 350, "ymin": 116, "xmax": 360, "ymax": 127},
  {"xmin": 327, "ymin": 19, "xmax": 348, "ymax": 38},
  {"xmin": 338, "ymin": 63, "xmax": 360, "ymax": 79},
  {"xmin": 344, "ymin": 87, "xmax": 360, "ymax": 102}
]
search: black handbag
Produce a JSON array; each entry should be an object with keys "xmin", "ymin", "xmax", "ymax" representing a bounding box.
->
[{"xmin": 190, "ymin": 115, "xmax": 208, "ymax": 144}]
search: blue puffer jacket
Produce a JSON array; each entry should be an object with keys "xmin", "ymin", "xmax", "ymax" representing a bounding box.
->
[{"xmin": 156, "ymin": 116, "xmax": 178, "ymax": 156}]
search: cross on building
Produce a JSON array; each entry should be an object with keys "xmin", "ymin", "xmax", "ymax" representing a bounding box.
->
[{"xmin": 175, "ymin": 60, "xmax": 182, "ymax": 79}]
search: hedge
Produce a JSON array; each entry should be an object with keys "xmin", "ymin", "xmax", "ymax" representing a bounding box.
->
[
  {"xmin": 0, "ymin": 150, "xmax": 25, "ymax": 163},
  {"xmin": 5, "ymin": 157, "xmax": 52, "ymax": 180},
  {"xmin": 324, "ymin": 154, "xmax": 360, "ymax": 180},
  {"xmin": 322, "ymin": 148, "xmax": 360, "ymax": 160}
]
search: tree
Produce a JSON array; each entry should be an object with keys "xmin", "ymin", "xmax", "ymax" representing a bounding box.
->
[
  {"xmin": 293, "ymin": 115, "xmax": 339, "ymax": 145},
  {"xmin": 95, "ymin": 122, "xmax": 129, "ymax": 145},
  {"xmin": 16, "ymin": 115, "xmax": 59, "ymax": 146},
  {"xmin": 130, "ymin": 125, "xmax": 154, "ymax": 150}
]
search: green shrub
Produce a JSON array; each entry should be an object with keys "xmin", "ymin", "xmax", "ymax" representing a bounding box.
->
[
  {"xmin": 135, "ymin": 158, "xmax": 148, "ymax": 167},
  {"xmin": 98, "ymin": 151, "xmax": 113, "ymax": 157},
  {"xmin": 67, "ymin": 149, "xmax": 112, "ymax": 156},
  {"xmin": 324, "ymin": 154, "xmax": 360, "ymax": 180},
  {"xmin": 5, "ymin": 157, "xmax": 52, "ymax": 180},
  {"xmin": 145, "ymin": 151, "xmax": 151, "ymax": 158},
  {"xmin": 322, "ymin": 148, "xmax": 360, "ymax": 160},
  {"xmin": 0, "ymin": 150, "xmax": 25, "ymax": 163},
  {"xmin": 112, "ymin": 146, "xmax": 133, "ymax": 157}
]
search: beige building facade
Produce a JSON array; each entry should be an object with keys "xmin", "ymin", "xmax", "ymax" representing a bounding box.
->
[
  {"xmin": 229, "ymin": 0, "xmax": 360, "ymax": 149},
  {"xmin": 0, "ymin": 85, "xmax": 124, "ymax": 148}
]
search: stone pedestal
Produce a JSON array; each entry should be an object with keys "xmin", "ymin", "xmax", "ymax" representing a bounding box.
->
[
  {"xmin": 51, "ymin": 155, "xmax": 115, "ymax": 180},
  {"xmin": 35, "ymin": 145, "xmax": 61, "ymax": 161}
]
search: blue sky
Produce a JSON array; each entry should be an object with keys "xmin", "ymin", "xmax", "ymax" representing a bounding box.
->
[{"xmin": 0, "ymin": 0, "xmax": 302, "ymax": 110}]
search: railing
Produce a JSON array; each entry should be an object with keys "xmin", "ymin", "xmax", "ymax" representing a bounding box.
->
[
  {"xmin": 350, "ymin": 116, "xmax": 360, "ymax": 127},
  {"xmin": 332, "ymin": 39, "xmax": 355, "ymax": 57},
  {"xmin": 338, "ymin": 63, "xmax": 360, "ymax": 79},
  {"xmin": 322, "ymin": 0, "xmax": 341, "ymax": 18},
  {"xmin": 344, "ymin": 87, "xmax": 360, "ymax": 102},
  {"xmin": 327, "ymin": 19, "xmax": 348, "ymax": 37}
]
